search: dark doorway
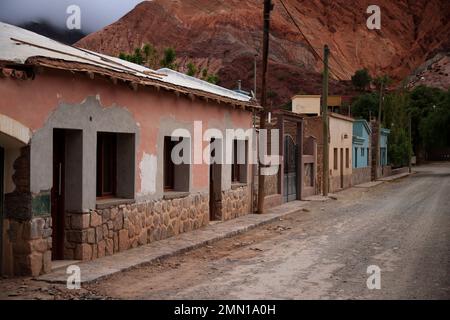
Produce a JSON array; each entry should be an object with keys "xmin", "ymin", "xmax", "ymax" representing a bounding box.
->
[
  {"xmin": 0, "ymin": 147, "xmax": 4, "ymax": 273},
  {"xmin": 340, "ymin": 148, "xmax": 344, "ymax": 189},
  {"xmin": 97, "ymin": 132, "xmax": 117, "ymax": 197},
  {"xmin": 284, "ymin": 135, "xmax": 298, "ymax": 202},
  {"xmin": 52, "ymin": 130, "xmax": 66, "ymax": 260},
  {"xmin": 209, "ymin": 138, "xmax": 222, "ymax": 221},
  {"xmin": 51, "ymin": 129, "xmax": 83, "ymax": 261}
]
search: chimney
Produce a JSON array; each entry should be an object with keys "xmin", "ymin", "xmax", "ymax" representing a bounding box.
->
[{"xmin": 237, "ymin": 80, "xmax": 242, "ymax": 91}]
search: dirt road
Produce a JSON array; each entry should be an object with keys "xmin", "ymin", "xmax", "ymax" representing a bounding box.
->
[{"xmin": 2, "ymin": 163, "xmax": 449, "ymax": 299}]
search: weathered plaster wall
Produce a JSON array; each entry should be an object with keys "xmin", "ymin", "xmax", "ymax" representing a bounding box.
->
[
  {"xmin": 29, "ymin": 96, "xmax": 139, "ymax": 212},
  {"xmin": 329, "ymin": 115, "xmax": 353, "ymax": 191},
  {"xmin": 351, "ymin": 167, "xmax": 372, "ymax": 186},
  {"xmin": 303, "ymin": 117, "xmax": 323, "ymax": 195},
  {"xmin": 0, "ymin": 69, "xmax": 253, "ymax": 209},
  {"xmin": 0, "ymin": 68, "xmax": 254, "ymax": 275}
]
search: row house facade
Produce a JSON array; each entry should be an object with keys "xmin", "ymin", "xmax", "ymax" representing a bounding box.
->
[
  {"xmin": 0, "ymin": 23, "xmax": 260, "ymax": 276},
  {"xmin": 291, "ymin": 95, "xmax": 391, "ymax": 194}
]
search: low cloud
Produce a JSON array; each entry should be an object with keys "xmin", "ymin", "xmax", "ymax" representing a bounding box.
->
[{"xmin": 0, "ymin": 0, "xmax": 144, "ymax": 33}]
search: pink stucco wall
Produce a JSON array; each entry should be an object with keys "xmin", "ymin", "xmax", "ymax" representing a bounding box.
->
[{"xmin": 0, "ymin": 68, "xmax": 253, "ymax": 192}]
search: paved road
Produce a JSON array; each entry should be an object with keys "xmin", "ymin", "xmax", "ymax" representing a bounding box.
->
[{"xmin": 82, "ymin": 163, "xmax": 449, "ymax": 300}]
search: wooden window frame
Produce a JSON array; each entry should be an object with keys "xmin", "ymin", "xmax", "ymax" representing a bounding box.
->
[
  {"xmin": 333, "ymin": 148, "xmax": 338, "ymax": 170},
  {"xmin": 97, "ymin": 132, "xmax": 117, "ymax": 198},
  {"xmin": 231, "ymin": 139, "xmax": 240, "ymax": 183},
  {"xmin": 345, "ymin": 148, "xmax": 350, "ymax": 169},
  {"xmin": 231, "ymin": 139, "xmax": 247, "ymax": 184}
]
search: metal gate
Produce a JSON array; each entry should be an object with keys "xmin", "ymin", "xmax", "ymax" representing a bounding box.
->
[{"xmin": 283, "ymin": 135, "xmax": 298, "ymax": 202}]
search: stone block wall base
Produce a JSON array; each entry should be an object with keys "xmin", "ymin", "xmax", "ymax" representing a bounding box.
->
[
  {"xmin": 4, "ymin": 217, "xmax": 52, "ymax": 277},
  {"xmin": 64, "ymin": 193, "xmax": 209, "ymax": 261},
  {"xmin": 221, "ymin": 185, "xmax": 251, "ymax": 221}
]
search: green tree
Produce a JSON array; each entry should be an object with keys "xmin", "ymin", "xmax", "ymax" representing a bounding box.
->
[
  {"xmin": 351, "ymin": 69, "xmax": 372, "ymax": 91},
  {"xmin": 206, "ymin": 73, "xmax": 219, "ymax": 85},
  {"xmin": 133, "ymin": 48, "xmax": 143, "ymax": 65},
  {"xmin": 383, "ymin": 91, "xmax": 412, "ymax": 167},
  {"xmin": 160, "ymin": 47, "xmax": 177, "ymax": 69},
  {"xmin": 417, "ymin": 88, "xmax": 450, "ymax": 148},
  {"xmin": 351, "ymin": 93, "xmax": 379, "ymax": 121},
  {"xmin": 201, "ymin": 68, "xmax": 208, "ymax": 80},
  {"xmin": 118, "ymin": 52, "xmax": 127, "ymax": 60},
  {"xmin": 142, "ymin": 43, "xmax": 160, "ymax": 69},
  {"xmin": 186, "ymin": 62, "xmax": 197, "ymax": 77}
]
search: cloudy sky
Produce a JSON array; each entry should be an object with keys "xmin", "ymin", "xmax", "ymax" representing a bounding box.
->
[{"xmin": 0, "ymin": 0, "xmax": 145, "ymax": 33}]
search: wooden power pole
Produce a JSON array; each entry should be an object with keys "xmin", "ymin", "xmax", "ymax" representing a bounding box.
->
[
  {"xmin": 376, "ymin": 81, "xmax": 384, "ymax": 178},
  {"xmin": 322, "ymin": 45, "xmax": 330, "ymax": 196},
  {"xmin": 257, "ymin": 0, "xmax": 273, "ymax": 214},
  {"xmin": 409, "ymin": 113, "xmax": 412, "ymax": 173}
]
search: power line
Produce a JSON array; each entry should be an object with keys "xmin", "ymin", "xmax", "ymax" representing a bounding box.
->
[
  {"xmin": 278, "ymin": 0, "xmax": 347, "ymax": 81},
  {"xmin": 329, "ymin": 50, "xmax": 350, "ymax": 80}
]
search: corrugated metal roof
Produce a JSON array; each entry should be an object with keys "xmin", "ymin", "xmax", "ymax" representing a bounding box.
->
[
  {"xmin": 0, "ymin": 22, "xmax": 254, "ymax": 105},
  {"xmin": 157, "ymin": 68, "xmax": 252, "ymax": 102}
]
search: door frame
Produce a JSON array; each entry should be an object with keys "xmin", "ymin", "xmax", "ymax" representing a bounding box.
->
[
  {"xmin": 340, "ymin": 148, "xmax": 344, "ymax": 189},
  {"xmin": 52, "ymin": 129, "xmax": 66, "ymax": 260},
  {"xmin": 283, "ymin": 135, "xmax": 298, "ymax": 202},
  {"xmin": 276, "ymin": 111, "xmax": 304, "ymax": 202},
  {"xmin": 0, "ymin": 147, "xmax": 4, "ymax": 273},
  {"xmin": 209, "ymin": 138, "xmax": 222, "ymax": 221}
]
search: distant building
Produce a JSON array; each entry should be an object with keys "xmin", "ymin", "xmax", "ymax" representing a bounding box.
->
[
  {"xmin": 292, "ymin": 94, "xmax": 352, "ymax": 116},
  {"xmin": 291, "ymin": 95, "xmax": 354, "ymax": 193},
  {"xmin": 352, "ymin": 120, "xmax": 371, "ymax": 169},
  {"xmin": 329, "ymin": 113, "xmax": 354, "ymax": 191},
  {"xmin": 352, "ymin": 120, "xmax": 372, "ymax": 185}
]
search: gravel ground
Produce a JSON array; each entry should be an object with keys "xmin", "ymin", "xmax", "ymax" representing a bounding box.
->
[{"xmin": 1, "ymin": 163, "xmax": 449, "ymax": 300}]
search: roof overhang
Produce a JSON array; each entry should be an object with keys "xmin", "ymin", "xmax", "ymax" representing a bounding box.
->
[{"xmin": 0, "ymin": 57, "xmax": 261, "ymax": 112}]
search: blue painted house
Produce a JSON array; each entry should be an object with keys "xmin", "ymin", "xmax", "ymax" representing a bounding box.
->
[
  {"xmin": 380, "ymin": 128, "xmax": 390, "ymax": 166},
  {"xmin": 352, "ymin": 120, "xmax": 371, "ymax": 169}
]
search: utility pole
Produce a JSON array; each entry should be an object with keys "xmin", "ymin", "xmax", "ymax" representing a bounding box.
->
[
  {"xmin": 257, "ymin": 0, "xmax": 273, "ymax": 214},
  {"xmin": 254, "ymin": 53, "xmax": 258, "ymax": 100},
  {"xmin": 376, "ymin": 80, "xmax": 384, "ymax": 178},
  {"xmin": 322, "ymin": 45, "xmax": 330, "ymax": 196},
  {"xmin": 409, "ymin": 113, "xmax": 412, "ymax": 173}
]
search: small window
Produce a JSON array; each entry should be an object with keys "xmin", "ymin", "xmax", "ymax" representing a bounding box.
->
[
  {"xmin": 97, "ymin": 132, "xmax": 135, "ymax": 199},
  {"xmin": 333, "ymin": 148, "xmax": 338, "ymax": 170},
  {"xmin": 345, "ymin": 148, "xmax": 350, "ymax": 168},
  {"xmin": 97, "ymin": 132, "xmax": 117, "ymax": 197},
  {"xmin": 164, "ymin": 136, "xmax": 190, "ymax": 192},
  {"xmin": 231, "ymin": 139, "xmax": 248, "ymax": 184}
]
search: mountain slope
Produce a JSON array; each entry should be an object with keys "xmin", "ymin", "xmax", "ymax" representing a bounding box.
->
[{"xmin": 76, "ymin": 0, "xmax": 450, "ymax": 104}]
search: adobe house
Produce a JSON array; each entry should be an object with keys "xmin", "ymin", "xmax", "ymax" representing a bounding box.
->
[
  {"xmin": 352, "ymin": 119, "xmax": 372, "ymax": 185},
  {"xmin": 292, "ymin": 95, "xmax": 354, "ymax": 193},
  {"xmin": 0, "ymin": 23, "xmax": 260, "ymax": 276}
]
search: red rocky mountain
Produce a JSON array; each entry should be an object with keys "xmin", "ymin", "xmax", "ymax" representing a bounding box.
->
[{"xmin": 76, "ymin": 0, "xmax": 450, "ymax": 105}]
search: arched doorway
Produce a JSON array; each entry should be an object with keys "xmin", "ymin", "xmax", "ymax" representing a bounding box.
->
[{"xmin": 0, "ymin": 114, "xmax": 31, "ymax": 275}]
